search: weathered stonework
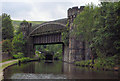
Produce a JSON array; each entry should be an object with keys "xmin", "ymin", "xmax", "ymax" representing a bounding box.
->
[
  {"xmin": 20, "ymin": 22, "xmax": 32, "ymax": 38},
  {"xmin": 68, "ymin": 6, "xmax": 85, "ymax": 63}
]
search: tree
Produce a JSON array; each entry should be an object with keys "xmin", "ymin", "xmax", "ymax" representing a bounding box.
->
[
  {"xmin": 2, "ymin": 39, "xmax": 13, "ymax": 55},
  {"xmin": 73, "ymin": 4, "xmax": 100, "ymax": 61},
  {"xmin": 2, "ymin": 13, "xmax": 14, "ymax": 40},
  {"xmin": 2, "ymin": 13, "xmax": 14, "ymax": 55},
  {"xmin": 12, "ymin": 32, "xmax": 26, "ymax": 54},
  {"xmin": 73, "ymin": 2, "xmax": 120, "ymax": 61},
  {"xmin": 93, "ymin": 2, "xmax": 120, "ymax": 57}
]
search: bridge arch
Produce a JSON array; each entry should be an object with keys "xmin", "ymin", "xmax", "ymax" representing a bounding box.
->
[
  {"xmin": 29, "ymin": 22, "xmax": 66, "ymax": 36},
  {"xmin": 26, "ymin": 22, "xmax": 67, "ymax": 61}
]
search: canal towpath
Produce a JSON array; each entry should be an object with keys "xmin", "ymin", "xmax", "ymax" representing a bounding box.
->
[{"xmin": 0, "ymin": 59, "xmax": 18, "ymax": 81}]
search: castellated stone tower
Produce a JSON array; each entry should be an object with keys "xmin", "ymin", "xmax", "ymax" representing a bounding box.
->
[
  {"xmin": 20, "ymin": 22, "xmax": 33, "ymax": 57},
  {"xmin": 20, "ymin": 22, "xmax": 32, "ymax": 38},
  {"xmin": 68, "ymin": 6, "xmax": 85, "ymax": 63}
]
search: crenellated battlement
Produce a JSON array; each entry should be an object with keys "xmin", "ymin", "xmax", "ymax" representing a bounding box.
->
[
  {"xmin": 20, "ymin": 22, "xmax": 32, "ymax": 38},
  {"xmin": 20, "ymin": 22, "xmax": 32, "ymax": 30},
  {"xmin": 68, "ymin": 6, "xmax": 85, "ymax": 19},
  {"xmin": 68, "ymin": 7, "xmax": 78, "ymax": 17},
  {"xmin": 68, "ymin": 6, "xmax": 86, "ymax": 62}
]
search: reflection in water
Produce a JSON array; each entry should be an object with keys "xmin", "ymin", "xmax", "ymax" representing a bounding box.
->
[
  {"xmin": 63, "ymin": 62, "xmax": 119, "ymax": 79},
  {"xmin": 3, "ymin": 61, "xmax": 118, "ymax": 79}
]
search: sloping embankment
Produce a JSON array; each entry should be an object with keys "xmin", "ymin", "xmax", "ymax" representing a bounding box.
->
[{"xmin": 0, "ymin": 60, "xmax": 18, "ymax": 81}]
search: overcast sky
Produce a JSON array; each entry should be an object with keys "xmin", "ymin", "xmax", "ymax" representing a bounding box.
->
[{"xmin": 1, "ymin": 0, "xmax": 100, "ymax": 21}]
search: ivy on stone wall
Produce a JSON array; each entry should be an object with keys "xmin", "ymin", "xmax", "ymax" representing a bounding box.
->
[
  {"xmin": 73, "ymin": 2, "xmax": 120, "ymax": 61},
  {"xmin": 62, "ymin": 21, "xmax": 69, "ymax": 46}
]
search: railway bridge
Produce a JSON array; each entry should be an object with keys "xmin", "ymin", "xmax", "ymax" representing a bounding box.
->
[{"xmin": 20, "ymin": 6, "xmax": 91, "ymax": 63}]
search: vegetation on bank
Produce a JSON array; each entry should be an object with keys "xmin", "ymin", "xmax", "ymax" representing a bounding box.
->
[
  {"xmin": 18, "ymin": 57, "xmax": 32, "ymax": 63},
  {"xmin": 73, "ymin": 2, "xmax": 120, "ymax": 70},
  {"xmin": 61, "ymin": 2, "xmax": 120, "ymax": 70},
  {"xmin": 1, "ymin": 13, "xmax": 40, "ymax": 61},
  {"xmin": 75, "ymin": 55, "xmax": 118, "ymax": 70},
  {"xmin": 0, "ymin": 60, "xmax": 18, "ymax": 72}
]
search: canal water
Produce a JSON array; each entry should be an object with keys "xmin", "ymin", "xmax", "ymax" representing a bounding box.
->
[{"xmin": 3, "ymin": 61, "xmax": 118, "ymax": 80}]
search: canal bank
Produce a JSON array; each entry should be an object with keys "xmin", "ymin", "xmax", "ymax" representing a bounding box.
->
[
  {"xmin": 0, "ymin": 57, "xmax": 41, "ymax": 80},
  {"xmin": 74, "ymin": 57, "xmax": 119, "ymax": 71},
  {"xmin": 0, "ymin": 58, "xmax": 119, "ymax": 80},
  {"xmin": 0, "ymin": 60, "xmax": 18, "ymax": 81},
  {"xmin": 3, "ymin": 60, "xmax": 119, "ymax": 79}
]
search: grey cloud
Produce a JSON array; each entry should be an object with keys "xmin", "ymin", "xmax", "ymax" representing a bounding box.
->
[{"xmin": 2, "ymin": 1, "xmax": 99, "ymax": 21}]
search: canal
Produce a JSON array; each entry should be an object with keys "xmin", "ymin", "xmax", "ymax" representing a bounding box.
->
[{"xmin": 3, "ymin": 60, "xmax": 118, "ymax": 80}]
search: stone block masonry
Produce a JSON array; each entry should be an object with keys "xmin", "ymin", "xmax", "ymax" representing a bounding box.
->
[{"xmin": 68, "ymin": 6, "xmax": 91, "ymax": 63}]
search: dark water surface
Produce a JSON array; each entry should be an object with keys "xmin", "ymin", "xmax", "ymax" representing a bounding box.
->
[{"xmin": 3, "ymin": 61, "xmax": 119, "ymax": 80}]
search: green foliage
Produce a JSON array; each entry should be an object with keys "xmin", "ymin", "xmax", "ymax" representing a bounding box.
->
[
  {"xmin": 73, "ymin": 2, "xmax": 120, "ymax": 59},
  {"xmin": 75, "ymin": 60, "xmax": 92, "ymax": 66},
  {"xmin": 2, "ymin": 13, "xmax": 14, "ymax": 55},
  {"xmin": 35, "ymin": 50, "xmax": 45, "ymax": 60},
  {"xmin": 19, "ymin": 57, "xmax": 31, "ymax": 63},
  {"xmin": 54, "ymin": 50, "xmax": 62, "ymax": 60},
  {"xmin": 13, "ymin": 52, "xmax": 24, "ymax": 59},
  {"xmin": 75, "ymin": 55, "xmax": 117, "ymax": 69},
  {"xmin": 2, "ymin": 39, "xmax": 13, "ymax": 55},
  {"xmin": 35, "ymin": 44, "xmax": 63, "ymax": 60},
  {"xmin": 73, "ymin": 4, "xmax": 99, "ymax": 41},
  {"xmin": 62, "ymin": 22, "xmax": 69, "ymax": 46},
  {"xmin": 2, "ymin": 13, "xmax": 14, "ymax": 40},
  {"xmin": 22, "ymin": 20, "xmax": 28, "ymax": 23},
  {"xmin": 38, "ymin": 54, "xmax": 45, "ymax": 60},
  {"xmin": 92, "ymin": 2, "xmax": 120, "ymax": 57},
  {"xmin": 12, "ymin": 32, "xmax": 26, "ymax": 54},
  {"xmin": 93, "ymin": 55, "xmax": 117, "ymax": 69}
]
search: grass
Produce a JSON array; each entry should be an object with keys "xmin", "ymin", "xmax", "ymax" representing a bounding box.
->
[
  {"xmin": 28, "ymin": 21, "xmax": 45, "ymax": 25},
  {"xmin": 1, "ymin": 61, "xmax": 17, "ymax": 70},
  {"xmin": 12, "ymin": 20, "xmax": 45, "ymax": 27},
  {"xmin": 0, "ymin": 60, "xmax": 18, "ymax": 80},
  {"xmin": 0, "ymin": 57, "xmax": 35, "ymax": 71},
  {"xmin": 0, "ymin": 60, "xmax": 18, "ymax": 72},
  {"xmin": 12, "ymin": 20, "xmax": 45, "ymax": 33},
  {"xmin": 0, "ymin": 57, "xmax": 37, "ymax": 80}
]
